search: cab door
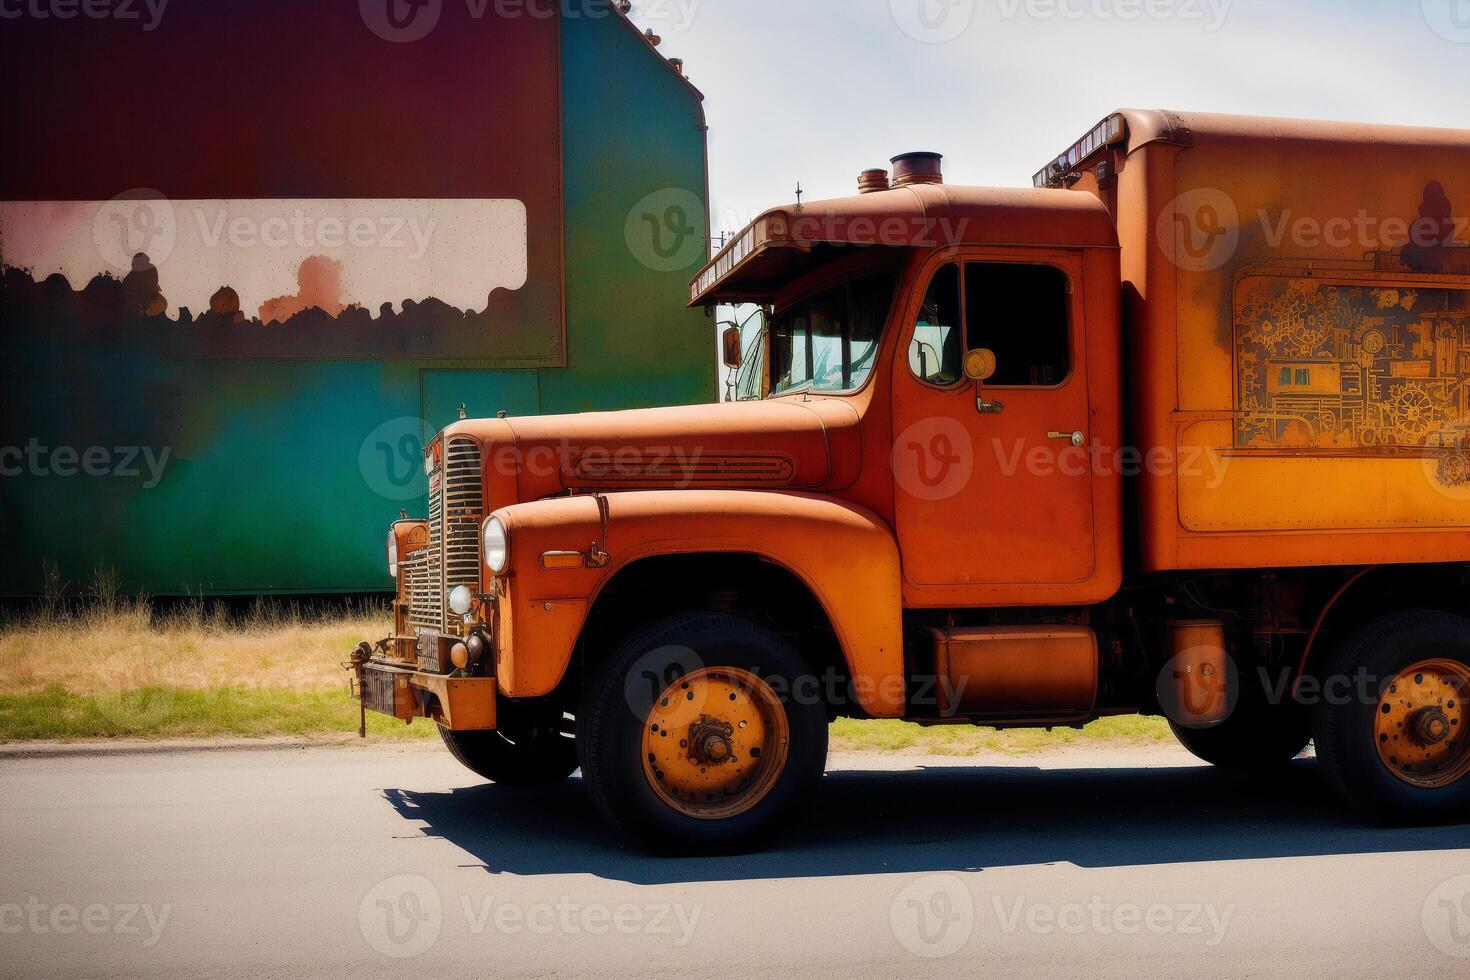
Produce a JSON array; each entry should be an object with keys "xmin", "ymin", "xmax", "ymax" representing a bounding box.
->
[{"xmin": 891, "ymin": 248, "xmax": 1109, "ymax": 606}]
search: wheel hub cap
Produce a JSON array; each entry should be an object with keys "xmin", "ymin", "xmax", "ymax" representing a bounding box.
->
[
  {"xmin": 690, "ymin": 717, "xmax": 736, "ymax": 765},
  {"xmin": 641, "ymin": 667, "xmax": 790, "ymax": 820},
  {"xmin": 1374, "ymin": 658, "xmax": 1470, "ymax": 788},
  {"xmin": 1412, "ymin": 708, "xmax": 1451, "ymax": 745}
]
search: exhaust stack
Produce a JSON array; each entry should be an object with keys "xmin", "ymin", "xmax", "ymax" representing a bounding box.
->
[{"xmin": 890, "ymin": 151, "xmax": 943, "ymax": 187}]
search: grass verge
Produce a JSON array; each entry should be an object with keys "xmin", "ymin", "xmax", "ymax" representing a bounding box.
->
[
  {"xmin": 0, "ymin": 687, "xmax": 437, "ymax": 742},
  {"xmin": 829, "ymin": 715, "xmax": 1172, "ymax": 755},
  {"xmin": 1, "ymin": 592, "xmax": 1173, "ymax": 750}
]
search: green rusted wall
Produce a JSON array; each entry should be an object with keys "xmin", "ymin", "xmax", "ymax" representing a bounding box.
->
[
  {"xmin": 546, "ymin": 13, "xmax": 714, "ymax": 416},
  {"xmin": 0, "ymin": 8, "xmax": 711, "ymax": 596}
]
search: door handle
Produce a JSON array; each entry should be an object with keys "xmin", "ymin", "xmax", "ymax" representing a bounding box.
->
[{"xmin": 1048, "ymin": 430, "xmax": 1085, "ymax": 447}]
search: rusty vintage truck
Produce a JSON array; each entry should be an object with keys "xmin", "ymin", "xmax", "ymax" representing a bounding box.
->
[{"xmin": 352, "ymin": 110, "xmax": 1470, "ymax": 849}]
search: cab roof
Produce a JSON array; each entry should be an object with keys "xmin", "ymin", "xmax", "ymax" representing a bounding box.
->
[{"xmin": 689, "ymin": 183, "xmax": 1117, "ymax": 307}]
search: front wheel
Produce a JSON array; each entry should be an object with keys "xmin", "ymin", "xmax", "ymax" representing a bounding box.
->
[
  {"xmin": 577, "ymin": 613, "xmax": 829, "ymax": 852},
  {"xmin": 438, "ymin": 708, "xmax": 578, "ymax": 786},
  {"xmin": 1312, "ymin": 609, "xmax": 1470, "ymax": 824}
]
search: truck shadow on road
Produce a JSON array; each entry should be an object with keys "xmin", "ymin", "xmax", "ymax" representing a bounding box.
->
[{"xmin": 382, "ymin": 759, "xmax": 1470, "ymax": 885}]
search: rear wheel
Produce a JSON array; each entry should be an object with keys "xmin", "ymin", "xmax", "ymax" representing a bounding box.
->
[
  {"xmin": 577, "ymin": 613, "xmax": 828, "ymax": 852},
  {"xmin": 1169, "ymin": 707, "xmax": 1311, "ymax": 770},
  {"xmin": 1312, "ymin": 610, "xmax": 1470, "ymax": 824},
  {"xmin": 438, "ymin": 704, "xmax": 577, "ymax": 786},
  {"xmin": 1168, "ymin": 656, "xmax": 1311, "ymax": 770}
]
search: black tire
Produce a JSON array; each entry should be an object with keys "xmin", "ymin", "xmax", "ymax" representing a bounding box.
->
[
  {"xmin": 438, "ymin": 708, "xmax": 578, "ymax": 786},
  {"xmin": 1169, "ymin": 660, "xmax": 1311, "ymax": 770},
  {"xmin": 577, "ymin": 612, "xmax": 829, "ymax": 852},
  {"xmin": 1312, "ymin": 609, "xmax": 1470, "ymax": 824}
]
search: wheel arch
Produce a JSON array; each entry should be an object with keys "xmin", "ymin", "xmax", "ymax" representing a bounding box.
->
[
  {"xmin": 1297, "ymin": 563, "xmax": 1470, "ymax": 684},
  {"xmin": 495, "ymin": 490, "xmax": 906, "ymax": 717}
]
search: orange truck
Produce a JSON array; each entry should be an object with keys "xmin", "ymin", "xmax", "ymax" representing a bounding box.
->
[{"xmin": 351, "ymin": 110, "xmax": 1470, "ymax": 850}]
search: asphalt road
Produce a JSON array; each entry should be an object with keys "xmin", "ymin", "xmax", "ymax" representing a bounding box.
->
[{"xmin": 2, "ymin": 742, "xmax": 1469, "ymax": 979}]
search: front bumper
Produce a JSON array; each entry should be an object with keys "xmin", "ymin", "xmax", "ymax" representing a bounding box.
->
[{"xmin": 348, "ymin": 641, "xmax": 497, "ymax": 733}]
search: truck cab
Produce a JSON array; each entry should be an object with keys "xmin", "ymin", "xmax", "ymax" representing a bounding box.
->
[
  {"xmin": 353, "ymin": 112, "xmax": 1470, "ymax": 850},
  {"xmin": 699, "ymin": 164, "xmax": 1130, "ymax": 607}
]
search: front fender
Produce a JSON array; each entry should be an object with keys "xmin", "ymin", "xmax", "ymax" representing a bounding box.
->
[{"xmin": 491, "ymin": 490, "xmax": 905, "ymax": 717}]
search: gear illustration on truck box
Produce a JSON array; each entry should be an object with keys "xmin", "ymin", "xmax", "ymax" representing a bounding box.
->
[{"xmin": 1236, "ymin": 276, "xmax": 1470, "ymax": 455}]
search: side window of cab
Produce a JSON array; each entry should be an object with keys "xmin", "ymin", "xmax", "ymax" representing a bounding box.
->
[
  {"xmin": 964, "ymin": 262, "xmax": 1071, "ymax": 387},
  {"xmin": 907, "ymin": 263, "xmax": 963, "ymax": 386}
]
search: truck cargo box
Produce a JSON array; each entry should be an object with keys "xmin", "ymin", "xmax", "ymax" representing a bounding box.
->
[{"xmin": 1058, "ymin": 110, "xmax": 1470, "ymax": 572}]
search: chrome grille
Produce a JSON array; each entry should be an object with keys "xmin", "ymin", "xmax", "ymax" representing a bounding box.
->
[
  {"xmin": 403, "ymin": 435, "xmax": 484, "ymax": 634},
  {"xmin": 403, "ymin": 548, "xmax": 439, "ymax": 634},
  {"xmin": 442, "ymin": 437, "xmax": 485, "ymax": 619}
]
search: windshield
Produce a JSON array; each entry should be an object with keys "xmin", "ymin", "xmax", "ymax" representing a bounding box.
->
[{"xmin": 769, "ymin": 272, "xmax": 895, "ymax": 395}]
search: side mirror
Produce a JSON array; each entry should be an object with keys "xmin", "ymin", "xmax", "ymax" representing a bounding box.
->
[
  {"xmin": 721, "ymin": 325, "xmax": 743, "ymax": 369},
  {"xmin": 964, "ymin": 348, "xmax": 997, "ymax": 382}
]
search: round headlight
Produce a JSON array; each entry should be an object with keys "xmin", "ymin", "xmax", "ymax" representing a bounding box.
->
[
  {"xmin": 387, "ymin": 530, "xmax": 399, "ymax": 578},
  {"xmin": 448, "ymin": 585, "xmax": 473, "ymax": 617},
  {"xmin": 483, "ymin": 517, "xmax": 508, "ymax": 574}
]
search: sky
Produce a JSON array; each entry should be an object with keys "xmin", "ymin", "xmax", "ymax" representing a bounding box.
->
[{"xmin": 627, "ymin": 0, "xmax": 1470, "ymax": 242}]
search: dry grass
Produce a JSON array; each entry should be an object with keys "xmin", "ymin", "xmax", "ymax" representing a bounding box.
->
[
  {"xmin": 830, "ymin": 715, "xmax": 1173, "ymax": 756},
  {"xmin": 0, "ymin": 582, "xmax": 418, "ymax": 740},
  {"xmin": 0, "ymin": 593, "xmax": 390, "ymax": 697}
]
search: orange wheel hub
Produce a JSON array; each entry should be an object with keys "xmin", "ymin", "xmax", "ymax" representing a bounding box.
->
[
  {"xmin": 641, "ymin": 667, "xmax": 790, "ymax": 819},
  {"xmin": 1374, "ymin": 658, "xmax": 1470, "ymax": 788}
]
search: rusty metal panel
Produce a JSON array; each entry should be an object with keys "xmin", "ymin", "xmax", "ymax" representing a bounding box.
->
[
  {"xmin": 926, "ymin": 625, "xmax": 1098, "ymax": 722},
  {"xmin": 1106, "ymin": 111, "xmax": 1470, "ymax": 569}
]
